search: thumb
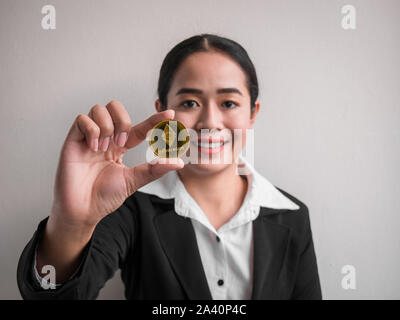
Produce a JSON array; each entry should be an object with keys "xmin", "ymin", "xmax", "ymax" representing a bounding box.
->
[{"xmin": 124, "ymin": 157, "xmax": 185, "ymax": 195}]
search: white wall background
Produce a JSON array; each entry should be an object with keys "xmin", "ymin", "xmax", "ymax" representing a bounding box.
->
[{"xmin": 0, "ymin": 0, "xmax": 399, "ymax": 299}]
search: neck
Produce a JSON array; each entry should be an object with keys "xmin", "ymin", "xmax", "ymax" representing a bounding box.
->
[{"xmin": 177, "ymin": 163, "xmax": 248, "ymax": 212}]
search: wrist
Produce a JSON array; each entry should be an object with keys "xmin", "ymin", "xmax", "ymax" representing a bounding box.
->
[
  {"xmin": 36, "ymin": 213, "xmax": 96, "ymax": 282},
  {"xmin": 45, "ymin": 213, "xmax": 97, "ymax": 248}
]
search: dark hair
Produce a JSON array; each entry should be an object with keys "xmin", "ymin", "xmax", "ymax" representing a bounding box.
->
[{"xmin": 157, "ymin": 33, "xmax": 259, "ymax": 114}]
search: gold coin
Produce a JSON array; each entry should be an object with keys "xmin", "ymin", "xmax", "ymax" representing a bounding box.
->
[{"xmin": 149, "ymin": 120, "xmax": 190, "ymax": 158}]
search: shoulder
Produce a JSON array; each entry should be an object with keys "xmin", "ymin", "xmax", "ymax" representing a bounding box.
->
[
  {"xmin": 262, "ymin": 186, "xmax": 312, "ymax": 237},
  {"xmin": 275, "ymin": 186, "xmax": 310, "ymax": 216}
]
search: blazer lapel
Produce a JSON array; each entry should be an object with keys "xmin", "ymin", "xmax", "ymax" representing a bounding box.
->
[
  {"xmin": 154, "ymin": 207, "xmax": 213, "ymax": 300},
  {"xmin": 152, "ymin": 198, "xmax": 291, "ymax": 300},
  {"xmin": 251, "ymin": 207, "xmax": 292, "ymax": 299}
]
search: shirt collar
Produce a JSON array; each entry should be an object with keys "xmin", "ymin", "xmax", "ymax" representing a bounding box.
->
[{"xmin": 137, "ymin": 154, "xmax": 300, "ymax": 213}]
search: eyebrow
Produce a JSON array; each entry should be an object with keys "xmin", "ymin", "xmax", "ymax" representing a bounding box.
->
[{"xmin": 175, "ymin": 87, "xmax": 243, "ymax": 96}]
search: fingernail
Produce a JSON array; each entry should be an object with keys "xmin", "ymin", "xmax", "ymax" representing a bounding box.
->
[
  {"xmin": 101, "ymin": 136, "xmax": 110, "ymax": 152},
  {"xmin": 117, "ymin": 132, "xmax": 127, "ymax": 147},
  {"xmin": 91, "ymin": 138, "xmax": 99, "ymax": 152}
]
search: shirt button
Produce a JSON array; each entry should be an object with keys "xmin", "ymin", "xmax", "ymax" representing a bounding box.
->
[
  {"xmin": 217, "ymin": 279, "xmax": 224, "ymax": 286},
  {"xmin": 216, "ymin": 236, "xmax": 220, "ymax": 242}
]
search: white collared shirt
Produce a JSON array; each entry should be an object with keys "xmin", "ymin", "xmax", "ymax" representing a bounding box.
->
[{"xmin": 138, "ymin": 154, "xmax": 300, "ymax": 300}]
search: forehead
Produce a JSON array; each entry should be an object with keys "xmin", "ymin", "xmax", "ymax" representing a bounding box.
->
[{"xmin": 171, "ymin": 51, "xmax": 247, "ymax": 90}]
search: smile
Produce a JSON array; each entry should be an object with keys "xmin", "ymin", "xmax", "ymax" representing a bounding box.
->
[{"xmin": 191, "ymin": 140, "xmax": 229, "ymax": 154}]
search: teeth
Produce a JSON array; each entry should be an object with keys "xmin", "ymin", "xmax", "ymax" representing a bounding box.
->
[{"xmin": 193, "ymin": 141, "xmax": 224, "ymax": 148}]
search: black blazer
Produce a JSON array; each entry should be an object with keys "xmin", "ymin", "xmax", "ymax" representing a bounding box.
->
[{"xmin": 17, "ymin": 187, "xmax": 322, "ymax": 300}]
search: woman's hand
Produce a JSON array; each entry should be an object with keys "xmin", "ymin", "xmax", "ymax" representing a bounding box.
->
[{"xmin": 50, "ymin": 100, "xmax": 183, "ymax": 229}]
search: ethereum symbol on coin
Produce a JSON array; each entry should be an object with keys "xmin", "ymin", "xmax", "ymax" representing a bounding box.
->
[
  {"xmin": 161, "ymin": 123, "xmax": 176, "ymax": 147},
  {"xmin": 149, "ymin": 120, "xmax": 190, "ymax": 158}
]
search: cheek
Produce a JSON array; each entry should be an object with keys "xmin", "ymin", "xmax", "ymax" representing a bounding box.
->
[
  {"xmin": 228, "ymin": 119, "xmax": 250, "ymax": 148},
  {"xmin": 173, "ymin": 112, "xmax": 194, "ymax": 129},
  {"xmin": 231, "ymin": 130, "xmax": 247, "ymax": 151}
]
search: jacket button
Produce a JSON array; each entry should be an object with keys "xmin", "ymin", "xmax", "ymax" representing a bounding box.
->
[
  {"xmin": 217, "ymin": 279, "xmax": 224, "ymax": 286},
  {"xmin": 216, "ymin": 236, "xmax": 220, "ymax": 242}
]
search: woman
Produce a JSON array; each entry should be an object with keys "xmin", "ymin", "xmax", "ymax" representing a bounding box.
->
[{"xmin": 17, "ymin": 33, "xmax": 322, "ymax": 300}]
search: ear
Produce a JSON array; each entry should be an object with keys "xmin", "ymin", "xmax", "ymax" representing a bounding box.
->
[
  {"xmin": 249, "ymin": 100, "xmax": 260, "ymax": 127},
  {"xmin": 155, "ymin": 99, "xmax": 163, "ymax": 113}
]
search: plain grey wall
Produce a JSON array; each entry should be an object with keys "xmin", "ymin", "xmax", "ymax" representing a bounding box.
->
[{"xmin": 1, "ymin": 0, "xmax": 399, "ymax": 299}]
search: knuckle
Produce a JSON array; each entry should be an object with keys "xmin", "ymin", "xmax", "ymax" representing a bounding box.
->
[
  {"xmin": 116, "ymin": 119, "xmax": 132, "ymax": 129},
  {"xmin": 100, "ymin": 123, "xmax": 114, "ymax": 135},
  {"xmin": 76, "ymin": 113, "xmax": 85, "ymax": 122},
  {"xmin": 133, "ymin": 128, "xmax": 145, "ymax": 141},
  {"xmin": 106, "ymin": 100, "xmax": 131, "ymax": 129},
  {"xmin": 86, "ymin": 124, "xmax": 99, "ymax": 136},
  {"xmin": 106, "ymin": 100, "xmax": 122, "ymax": 112},
  {"xmin": 91, "ymin": 104, "xmax": 104, "ymax": 114},
  {"xmin": 108, "ymin": 99, "xmax": 120, "ymax": 107}
]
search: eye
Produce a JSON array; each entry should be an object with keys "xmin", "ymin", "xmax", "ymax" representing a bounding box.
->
[
  {"xmin": 222, "ymin": 100, "xmax": 239, "ymax": 109},
  {"xmin": 180, "ymin": 100, "xmax": 199, "ymax": 108}
]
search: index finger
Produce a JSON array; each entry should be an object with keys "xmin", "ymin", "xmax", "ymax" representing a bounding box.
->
[{"xmin": 125, "ymin": 109, "xmax": 175, "ymax": 149}]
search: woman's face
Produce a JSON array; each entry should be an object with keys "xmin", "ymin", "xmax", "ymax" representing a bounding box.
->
[{"xmin": 155, "ymin": 51, "xmax": 260, "ymax": 175}]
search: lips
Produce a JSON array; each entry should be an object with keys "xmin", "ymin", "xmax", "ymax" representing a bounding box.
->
[
  {"xmin": 197, "ymin": 137, "xmax": 225, "ymax": 144},
  {"xmin": 193, "ymin": 136, "xmax": 227, "ymax": 148},
  {"xmin": 193, "ymin": 140, "xmax": 225, "ymax": 148}
]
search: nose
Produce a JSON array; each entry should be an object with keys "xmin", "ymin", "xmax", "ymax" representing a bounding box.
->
[{"xmin": 194, "ymin": 102, "xmax": 224, "ymax": 132}]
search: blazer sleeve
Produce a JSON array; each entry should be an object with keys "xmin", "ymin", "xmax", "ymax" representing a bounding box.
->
[
  {"xmin": 17, "ymin": 199, "xmax": 137, "ymax": 300},
  {"xmin": 291, "ymin": 205, "xmax": 323, "ymax": 300}
]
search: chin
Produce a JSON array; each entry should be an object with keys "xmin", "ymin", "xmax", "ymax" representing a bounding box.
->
[
  {"xmin": 181, "ymin": 143, "xmax": 241, "ymax": 174},
  {"xmin": 184, "ymin": 159, "xmax": 233, "ymax": 175}
]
